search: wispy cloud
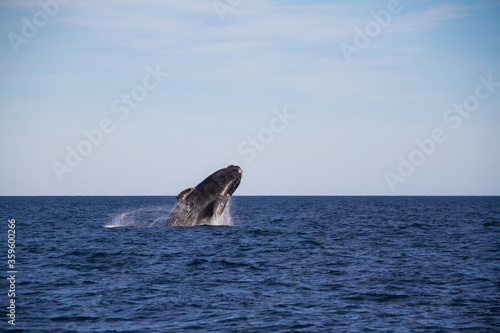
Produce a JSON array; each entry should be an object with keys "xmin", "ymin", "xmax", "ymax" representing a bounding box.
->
[{"xmin": 386, "ymin": 3, "xmax": 472, "ymax": 34}]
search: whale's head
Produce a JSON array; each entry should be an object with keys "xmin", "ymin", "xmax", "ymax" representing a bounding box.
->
[
  {"xmin": 196, "ymin": 165, "xmax": 242, "ymax": 200},
  {"xmin": 167, "ymin": 165, "xmax": 243, "ymax": 226}
]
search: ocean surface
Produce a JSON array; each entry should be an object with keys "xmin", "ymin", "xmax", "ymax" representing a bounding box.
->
[{"xmin": 0, "ymin": 196, "xmax": 499, "ymax": 332}]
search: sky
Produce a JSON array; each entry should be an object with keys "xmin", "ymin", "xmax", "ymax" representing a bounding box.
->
[{"xmin": 1, "ymin": 0, "xmax": 499, "ymax": 196}]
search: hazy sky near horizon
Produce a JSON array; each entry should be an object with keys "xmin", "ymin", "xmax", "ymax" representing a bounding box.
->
[{"xmin": 1, "ymin": 0, "xmax": 499, "ymax": 195}]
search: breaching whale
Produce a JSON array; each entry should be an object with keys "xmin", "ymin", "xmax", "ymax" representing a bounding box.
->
[{"xmin": 166, "ymin": 165, "xmax": 243, "ymax": 226}]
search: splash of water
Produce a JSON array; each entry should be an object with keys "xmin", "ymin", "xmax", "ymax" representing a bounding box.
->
[
  {"xmin": 210, "ymin": 199, "xmax": 234, "ymax": 226},
  {"xmin": 104, "ymin": 199, "xmax": 235, "ymax": 228},
  {"xmin": 104, "ymin": 206, "xmax": 172, "ymax": 228}
]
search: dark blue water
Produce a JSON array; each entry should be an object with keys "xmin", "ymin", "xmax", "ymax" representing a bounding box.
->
[{"xmin": 0, "ymin": 196, "xmax": 499, "ymax": 332}]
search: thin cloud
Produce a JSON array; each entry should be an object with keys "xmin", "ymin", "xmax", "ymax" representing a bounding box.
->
[{"xmin": 386, "ymin": 3, "xmax": 472, "ymax": 34}]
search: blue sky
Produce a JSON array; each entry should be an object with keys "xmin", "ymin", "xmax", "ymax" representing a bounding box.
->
[{"xmin": 1, "ymin": 0, "xmax": 499, "ymax": 195}]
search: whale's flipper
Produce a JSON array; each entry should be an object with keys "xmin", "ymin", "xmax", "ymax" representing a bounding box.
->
[
  {"xmin": 198, "ymin": 195, "xmax": 228, "ymax": 220},
  {"xmin": 213, "ymin": 194, "xmax": 229, "ymax": 217},
  {"xmin": 176, "ymin": 188, "xmax": 194, "ymax": 202}
]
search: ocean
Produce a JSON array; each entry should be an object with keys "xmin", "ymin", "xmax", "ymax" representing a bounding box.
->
[{"xmin": 0, "ymin": 196, "xmax": 499, "ymax": 332}]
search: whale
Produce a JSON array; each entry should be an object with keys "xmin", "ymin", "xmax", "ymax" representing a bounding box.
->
[{"xmin": 166, "ymin": 165, "xmax": 243, "ymax": 226}]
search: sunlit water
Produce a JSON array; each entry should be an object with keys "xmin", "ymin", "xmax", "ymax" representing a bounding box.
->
[{"xmin": 0, "ymin": 196, "xmax": 498, "ymax": 332}]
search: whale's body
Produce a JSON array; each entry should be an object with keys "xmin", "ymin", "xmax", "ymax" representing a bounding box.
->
[{"xmin": 166, "ymin": 165, "xmax": 242, "ymax": 226}]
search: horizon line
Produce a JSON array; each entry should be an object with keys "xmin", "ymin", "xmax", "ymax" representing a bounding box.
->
[{"xmin": 0, "ymin": 194, "xmax": 499, "ymax": 197}]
